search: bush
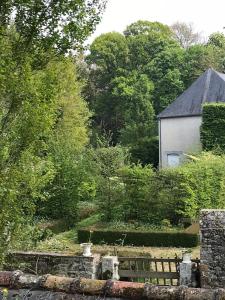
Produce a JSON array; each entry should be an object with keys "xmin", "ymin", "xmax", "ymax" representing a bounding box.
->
[
  {"xmin": 118, "ymin": 164, "xmax": 154, "ymax": 223},
  {"xmin": 150, "ymin": 153, "xmax": 225, "ymax": 222},
  {"xmin": 201, "ymin": 103, "xmax": 225, "ymax": 151},
  {"xmin": 77, "ymin": 202, "xmax": 98, "ymax": 220},
  {"xmin": 77, "ymin": 229, "xmax": 199, "ymax": 247},
  {"xmin": 96, "ymin": 153, "xmax": 225, "ymax": 225},
  {"xmin": 130, "ymin": 136, "xmax": 159, "ymax": 168}
]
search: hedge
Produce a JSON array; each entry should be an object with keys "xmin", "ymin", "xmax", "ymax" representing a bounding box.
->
[
  {"xmin": 77, "ymin": 229, "xmax": 199, "ymax": 247},
  {"xmin": 201, "ymin": 103, "xmax": 225, "ymax": 151}
]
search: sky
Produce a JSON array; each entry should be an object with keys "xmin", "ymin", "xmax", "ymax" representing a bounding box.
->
[{"xmin": 89, "ymin": 0, "xmax": 225, "ymax": 42}]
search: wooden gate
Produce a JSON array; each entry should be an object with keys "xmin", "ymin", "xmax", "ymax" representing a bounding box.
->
[{"xmin": 118, "ymin": 256, "xmax": 200, "ymax": 286}]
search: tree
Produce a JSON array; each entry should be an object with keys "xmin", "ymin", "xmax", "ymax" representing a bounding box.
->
[
  {"xmin": 0, "ymin": 31, "xmax": 91, "ymax": 258},
  {"xmin": 0, "ymin": 0, "xmax": 107, "ymax": 53},
  {"xmin": 0, "ymin": 0, "xmax": 107, "ymax": 258},
  {"xmin": 126, "ymin": 26, "xmax": 178, "ymax": 71},
  {"xmin": 145, "ymin": 47, "xmax": 185, "ymax": 113},
  {"xmin": 0, "ymin": 33, "xmax": 57, "ymax": 258},
  {"xmin": 124, "ymin": 20, "xmax": 172, "ymax": 37},
  {"xmin": 86, "ymin": 32, "xmax": 129, "ymax": 141},
  {"xmin": 181, "ymin": 44, "xmax": 223, "ymax": 87},
  {"xmin": 208, "ymin": 32, "xmax": 225, "ymax": 48},
  {"xmin": 40, "ymin": 61, "xmax": 91, "ymax": 226},
  {"xmin": 171, "ymin": 22, "xmax": 202, "ymax": 48},
  {"xmin": 92, "ymin": 145, "xmax": 128, "ymax": 222},
  {"xmin": 112, "ymin": 72, "xmax": 155, "ymax": 143},
  {"xmin": 86, "ymin": 22, "xmax": 179, "ymax": 140}
]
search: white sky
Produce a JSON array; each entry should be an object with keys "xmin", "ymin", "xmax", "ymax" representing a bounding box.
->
[{"xmin": 89, "ymin": 0, "xmax": 225, "ymax": 42}]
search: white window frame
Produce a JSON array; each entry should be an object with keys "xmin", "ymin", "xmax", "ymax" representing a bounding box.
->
[{"xmin": 166, "ymin": 151, "xmax": 183, "ymax": 167}]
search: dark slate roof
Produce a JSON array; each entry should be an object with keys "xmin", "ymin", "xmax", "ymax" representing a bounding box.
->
[{"xmin": 158, "ymin": 68, "xmax": 225, "ymax": 119}]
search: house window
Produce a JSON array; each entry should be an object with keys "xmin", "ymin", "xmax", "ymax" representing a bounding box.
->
[{"xmin": 167, "ymin": 153, "xmax": 180, "ymax": 167}]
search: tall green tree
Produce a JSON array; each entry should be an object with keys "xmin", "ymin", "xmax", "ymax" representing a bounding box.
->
[
  {"xmin": 0, "ymin": 33, "xmax": 56, "ymax": 257},
  {"xmin": 124, "ymin": 20, "xmax": 172, "ymax": 37},
  {"xmin": 0, "ymin": 0, "xmax": 107, "ymax": 53},
  {"xmin": 86, "ymin": 32, "xmax": 129, "ymax": 141},
  {"xmin": 112, "ymin": 72, "xmax": 155, "ymax": 143},
  {"xmin": 40, "ymin": 61, "xmax": 91, "ymax": 225},
  {"xmin": 0, "ymin": 32, "xmax": 91, "ymax": 258},
  {"xmin": 0, "ymin": 0, "xmax": 106, "ymax": 258},
  {"xmin": 86, "ymin": 21, "xmax": 183, "ymax": 165}
]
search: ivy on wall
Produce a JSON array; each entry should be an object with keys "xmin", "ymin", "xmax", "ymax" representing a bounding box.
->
[{"xmin": 200, "ymin": 103, "xmax": 225, "ymax": 151}]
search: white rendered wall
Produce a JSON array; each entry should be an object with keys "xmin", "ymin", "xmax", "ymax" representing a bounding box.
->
[{"xmin": 159, "ymin": 116, "xmax": 202, "ymax": 168}]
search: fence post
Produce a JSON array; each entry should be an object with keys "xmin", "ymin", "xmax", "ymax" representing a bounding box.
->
[
  {"xmin": 179, "ymin": 252, "xmax": 192, "ymax": 287},
  {"xmin": 102, "ymin": 255, "xmax": 120, "ymax": 280}
]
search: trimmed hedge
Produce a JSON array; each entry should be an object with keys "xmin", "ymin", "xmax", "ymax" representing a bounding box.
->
[
  {"xmin": 77, "ymin": 229, "xmax": 199, "ymax": 247},
  {"xmin": 201, "ymin": 103, "xmax": 225, "ymax": 151}
]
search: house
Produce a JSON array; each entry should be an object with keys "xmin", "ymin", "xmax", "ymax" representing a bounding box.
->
[{"xmin": 158, "ymin": 68, "xmax": 225, "ymax": 168}]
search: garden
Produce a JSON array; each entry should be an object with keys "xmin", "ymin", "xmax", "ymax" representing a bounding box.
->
[{"xmin": 1, "ymin": 2, "xmax": 225, "ymax": 263}]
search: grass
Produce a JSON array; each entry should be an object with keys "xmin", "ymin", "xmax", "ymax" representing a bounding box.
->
[
  {"xmin": 16, "ymin": 215, "xmax": 200, "ymax": 259},
  {"xmin": 34, "ymin": 228, "xmax": 200, "ymax": 258},
  {"xmin": 77, "ymin": 214, "xmax": 101, "ymax": 228}
]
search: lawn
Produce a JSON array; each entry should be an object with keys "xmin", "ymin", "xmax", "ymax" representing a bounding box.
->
[
  {"xmin": 16, "ymin": 215, "xmax": 200, "ymax": 259},
  {"xmin": 35, "ymin": 229, "xmax": 200, "ymax": 258},
  {"xmin": 34, "ymin": 230, "xmax": 200, "ymax": 259}
]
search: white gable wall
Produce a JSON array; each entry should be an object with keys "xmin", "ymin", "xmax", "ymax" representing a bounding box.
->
[{"xmin": 159, "ymin": 116, "xmax": 202, "ymax": 168}]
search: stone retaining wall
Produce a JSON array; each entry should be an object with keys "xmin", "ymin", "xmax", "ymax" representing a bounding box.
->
[{"xmin": 5, "ymin": 251, "xmax": 100, "ymax": 279}]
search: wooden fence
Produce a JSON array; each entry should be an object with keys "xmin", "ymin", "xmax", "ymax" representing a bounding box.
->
[{"xmin": 118, "ymin": 257, "xmax": 200, "ymax": 286}]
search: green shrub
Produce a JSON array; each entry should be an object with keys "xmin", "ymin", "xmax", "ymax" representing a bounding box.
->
[
  {"xmin": 201, "ymin": 103, "xmax": 225, "ymax": 151},
  {"xmin": 92, "ymin": 146, "xmax": 129, "ymax": 222},
  {"xmin": 77, "ymin": 202, "xmax": 98, "ymax": 220},
  {"xmin": 130, "ymin": 136, "xmax": 159, "ymax": 168},
  {"xmin": 77, "ymin": 229, "xmax": 199, "ymax": 247},
  {"xmin": 119, "ymin": 164, "xmax": 154, "ymax": 223}
]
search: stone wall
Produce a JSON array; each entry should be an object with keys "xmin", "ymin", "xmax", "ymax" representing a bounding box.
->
[
  {"xmin": 5, "ymin": 251, "xmax": 100, "ymax": 279},
  {"xmin": 200, "ymin": 209, "xmax": 225, "ymax": 288}
]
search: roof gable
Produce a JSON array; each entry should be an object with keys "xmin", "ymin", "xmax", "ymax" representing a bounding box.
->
[{"xmin": 158, "ymin": 68, "xmax": 225, "ymax": 119}]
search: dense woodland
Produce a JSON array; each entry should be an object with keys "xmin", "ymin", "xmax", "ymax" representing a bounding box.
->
[{"xmin": 1, "ymin": 1, "xmax": 225, "ymax": 259}]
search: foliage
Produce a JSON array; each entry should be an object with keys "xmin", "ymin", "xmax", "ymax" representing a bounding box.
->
[
  {"xmin": 181, "ymin": 44, "xmax": 223, "ymax": 87},
  {"xmin": 77, "ymin": 202, "xmax": 98, "ymax": 220},
  {"xmin": 76, "ymin": 214, "xmax": 101, "ymax": 229},
  {"xmin": 124, "ymin": 20, "xmax": 172, "ymax": 37},
  {"xmin": 201, "ymin": 103, "xmax": 225, "ymax": 151},
  {"xmin": 35, "ymin": 229, "xmax": 78, "ymax": 252},
  {"xmin": 96, "ymin": 153, "xmax": 225, "ymax": 225},
  {"xmin": 0, "ymin": 0, "xmax": 108, "ymax": 259},
  {"xmin": 129, "ymin": 136, "xmax": 159, "ymax": 167},
  {"xmin": 0, "ymin": 35, "xmax": 60, "ymax": 258},
  {"xmin": 11, "ymin": 221, "xmax": 53, "ymax": 251},
  {"xmin": 91, "ymin": 145, "xmax": 129, "ymax": 222},
  {"xmin": 86, "ymin": 32, "xmax": 129, "ymax": 141},
  {"xmin": 118, "ymin": 164, "xmax": 154, "ymax": 223},
  {"xmin": 0, "ymin": 32, "xmax": 91, "ymax": 259},
  {"xmin": 86, "ymin": 21, "xmax": 179, "ymax": 164},
  {"xmin": 207, "ymin": 32, "xmax": 225, "ymax": 48},
  {"xmin": 113, "ymin": 72, "xmax": 156, "ymax": 155},
  {"xmin": 77, "ymin": 228, "xmax": 199, "ymax": 247},
  {"xmin": 0, "ymin": 0, "xmax": 107, "ymax": 53},
  {"xmin": 39, "ymin": 61, "xmax": 91, "ymax": 227},
  {"xmin": 154, "ymin": 153, "xmax": 225, "ymax": 220}
]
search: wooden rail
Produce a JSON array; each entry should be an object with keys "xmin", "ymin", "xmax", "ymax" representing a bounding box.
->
[{"xmin": 118, "ymin": 256, "xmax": 200, "ymax": 286}]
